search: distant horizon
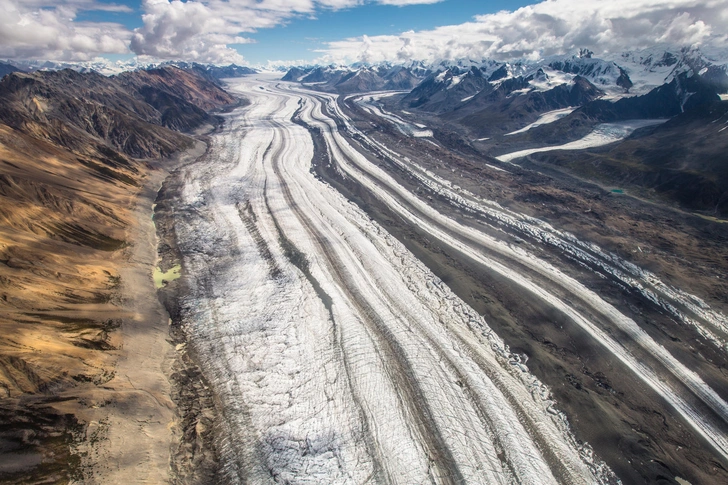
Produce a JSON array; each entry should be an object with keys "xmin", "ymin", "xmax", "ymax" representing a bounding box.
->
[
  {"xmin": 3, "ymin": 44, "xmax": 727, "ymax": 77},
  {"xmin": 1, "ymin": 0, "xmax": 727, "ymax": 67}
]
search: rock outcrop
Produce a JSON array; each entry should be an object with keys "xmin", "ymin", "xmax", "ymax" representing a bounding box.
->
[{"xmin": 0, "ymin": 66, "xmax": 235, "ymax": 483}]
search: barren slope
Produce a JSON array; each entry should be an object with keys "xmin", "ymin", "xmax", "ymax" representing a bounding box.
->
[{"xmin": 0, "ymin": 67, "xmax": 235, "ymax": 483}]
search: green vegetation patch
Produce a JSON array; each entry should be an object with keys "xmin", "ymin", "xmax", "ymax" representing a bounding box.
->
[{"xmin": 154, "ymin": 264, "xmax": 181, "ymax": 288}]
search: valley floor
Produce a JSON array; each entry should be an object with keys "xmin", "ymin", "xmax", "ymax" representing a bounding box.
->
[
  {"xmin": 71, "ymin": 166, "xmax": 176, "ymax": 484},
  {"xmin": 0, "ymin": 136, "xmax": 203, "ymax": 484}
]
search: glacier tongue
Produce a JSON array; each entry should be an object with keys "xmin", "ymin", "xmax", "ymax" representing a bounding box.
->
[
  {"xmin": 170, "ymin": 74, "xmax": 624, "ymax": 484},
  {"xmin": 497, "ymin": 119, "xmax": 668, "ymax": 162}
]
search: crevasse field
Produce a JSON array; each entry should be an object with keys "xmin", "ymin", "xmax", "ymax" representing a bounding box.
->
[{"xmin": 169, "ymin": 75, "xmax": 728, "ymax": 484}]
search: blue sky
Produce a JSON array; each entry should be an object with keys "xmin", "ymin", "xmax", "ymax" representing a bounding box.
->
[
  {"xmin": 73, "ymin": 0, "xmax": 535, "ymax": 65},
  {"xmin": 241, "ymin": 1, "xmax": 534, "ymax": 64},
  {"xmin": 2, "ymin": 0, "xmax": 726, "ymax": 66},
  {"xmin": 75, "ymin": 1, "xmax": 143, "ymax": 29}
]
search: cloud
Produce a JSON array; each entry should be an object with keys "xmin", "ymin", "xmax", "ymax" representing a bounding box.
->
[
  {"xmin": 130, "ymin": 0, "xmax": 323, "ymax": 63},
  {"xmin": 128, "ymin": 0, "xmax": 445, "ymax": 63},
  {"xmin": 4, "ymin": 0, "xmax": 720, "ymax": 66},
  {"xmin": 0, "ymin": 0, "xmax": 131, "ymax": 61},
  {"xmin": 0, "ymin": 0, "xmax": 447, "ymax": 64},
  {"xmin": 316, "ymin": 0, "xmax": 728, "ymax": 64}
]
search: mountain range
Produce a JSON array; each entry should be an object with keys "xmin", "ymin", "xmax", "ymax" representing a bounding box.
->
[
  {"xmin": 1, "ymin": 42, "xmax": 727, "ymax": 482},
  {"xmin": 283, "ymin": 46, "xmax": 728, "ymax": 216},
  {"xmin": 282, "ymin": 63, "xmax": 424, "ymax": 93}
]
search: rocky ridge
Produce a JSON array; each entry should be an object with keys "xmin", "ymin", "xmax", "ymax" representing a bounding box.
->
[
  {"xmin": 345, "ymin": 46, "xmax": 728, "ymax": 217},
  {"xmin": 283, "ymin": 64, "xmax": 424, "ymax": 93},
  {"xmin": 0, "ymin": 66, "xmax": 236, "ymax": 483}
]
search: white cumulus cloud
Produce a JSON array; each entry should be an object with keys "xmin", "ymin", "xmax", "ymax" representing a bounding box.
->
[
  {"xmin": 0, "ymin": 0, "xmax": 442, "ymax": 63},
  {"xmin": 3, "ymin": 0, "xmax": 721, "ymax": 65},
  {"xmin": 130, "ymin": 0, "xmax": 257, "ymax": 64},
  {"xmin": 128, "ymin": 0, "xmax": 443, "ymax": 63},
  {"xmin": 0, "ymin": 0, "xmax": 131, "ymax": 61},
  {"xmin": 316, "ymin": 0, "xmax": 728, "ymax": 64}
]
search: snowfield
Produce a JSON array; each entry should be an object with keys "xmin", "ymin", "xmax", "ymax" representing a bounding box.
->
[
  {"xmin": 505, "ymin": 107, "xmax": 576, "ymax": 136},
  {"xmin": 497, "ymin": 119, "xmax": 667, "ymax": 162},
  {"xmin": 169, "ymin": 74, "xmax": 728, "ymax": 484}
]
